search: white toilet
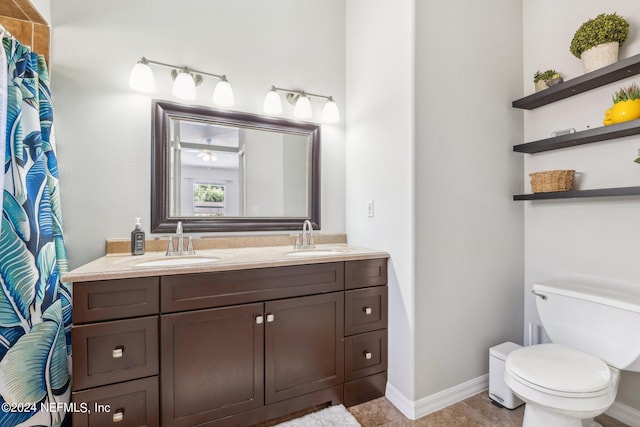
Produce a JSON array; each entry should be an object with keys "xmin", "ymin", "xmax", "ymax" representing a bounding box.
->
[{"xmin": 504, "ymin": 278, "xmax": 640, "ymax": 427}]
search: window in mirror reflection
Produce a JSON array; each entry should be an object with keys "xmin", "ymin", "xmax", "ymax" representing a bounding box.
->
[
  {"xmin": 168, "ymin": 117, "xmax": 311, "ymax": 218},
  {"xmin": 193, "ymin": 183, "xmax": 225, "ymax": 216}
]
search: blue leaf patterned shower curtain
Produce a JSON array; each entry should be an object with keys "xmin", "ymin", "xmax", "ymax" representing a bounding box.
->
[{"xmin": 0, "ymin": 35, "xmax": 72, "ymax": 427}]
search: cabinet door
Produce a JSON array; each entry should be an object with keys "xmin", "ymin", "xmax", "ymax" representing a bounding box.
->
[
  {"xmin": 161, "ymin": 303, "xmax": 264, "ymax": 427},
  {"xmin": 265, "ymin": 292, "xmax": 344, "ymax": 404}
]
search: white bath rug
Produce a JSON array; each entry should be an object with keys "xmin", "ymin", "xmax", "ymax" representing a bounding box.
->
[{"xmin": 274, "ymin": 404, "xmax": 361, "ymax": 427}]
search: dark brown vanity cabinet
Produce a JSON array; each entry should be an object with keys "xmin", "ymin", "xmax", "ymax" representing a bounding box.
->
[
  {"xmin": 71, "ymin": 277, "xmax": 160, "ymax": 427},
  {"xmin": 70, "ymin": 258, "xmax": 387, "ymax": 427},
  {"xmin": 343, "ymin": 260, "xmax": 388, "ymax": 407}
]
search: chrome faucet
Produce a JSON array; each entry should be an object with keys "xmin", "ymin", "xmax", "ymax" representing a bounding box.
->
[
  {"xmin": 294, "ymin": 220, "xmax": 315, "ymax": 249},
  {"xmin": 166, "ymin": 221, "xmax": 195, "ymax": 256}
]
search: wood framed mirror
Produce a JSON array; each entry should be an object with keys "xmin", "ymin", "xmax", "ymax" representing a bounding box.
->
[{"xmin": 151, "ymin": 100, "xmax": 320, "ymax": 233}]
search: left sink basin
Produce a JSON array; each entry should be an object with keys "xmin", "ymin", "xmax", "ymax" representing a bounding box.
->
[{"xmin": 133, "ymin": 256, "xmax": 220, "ymax": 268}]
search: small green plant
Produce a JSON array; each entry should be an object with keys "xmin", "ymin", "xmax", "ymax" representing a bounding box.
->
[
  {"xmin": 570, "ymin": 13, "xmax": 629, "ymax": 58},
  {"xmin": 612, "ymin": 83, "xmax": 640, "ymax": 104},
  {"xmin": 533, "ymin": 70, "xmax": 560, "ymax": 83}
]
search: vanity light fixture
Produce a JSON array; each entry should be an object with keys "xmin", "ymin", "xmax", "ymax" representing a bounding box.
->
[
  {"xmin": 129, "ymin": 59, "xmax": 156, "ymax": 93},
  {"xmin": 263, "ymin": 86, "xmax": 283, "ymax": 114},
  {"xmin": 263, "ymin": 86, "xmax": 340, "ymax": 123},
  {"xmin": 322, "ymin": 97, "xmax": 340, "ymax": 123},
  {"xmin": 172, "ymin": 69, "xmax": 197, "ymax": 101},
  {"xmin": 129, "ymin": 57, "xmax": 234, "ymax": 106},
  {"xmin": 293, "ymin": 92, "xmax": 313, "ymax": 119}
]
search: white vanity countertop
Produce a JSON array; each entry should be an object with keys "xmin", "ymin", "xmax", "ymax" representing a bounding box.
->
[{"xmin": 62, "ymin": 244, "xmax": 389, "ymax": 282}]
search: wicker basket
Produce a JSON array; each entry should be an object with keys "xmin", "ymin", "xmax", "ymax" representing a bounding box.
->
[{"xmin": 529, "ymin": 170, "xmax": 575, "ymax": 193}]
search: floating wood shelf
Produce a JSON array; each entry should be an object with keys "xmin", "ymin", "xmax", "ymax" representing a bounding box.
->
[
  {"xmin": 513, "ymin": 119, "xmax": 640, "ymax": 153},
  {"xmin": 512, "ymin": 53, "xmax": 640, "ymax": 110},
  {"xmin": 513, "ymin": 186, "xmax": 640, "ymax": 201}
]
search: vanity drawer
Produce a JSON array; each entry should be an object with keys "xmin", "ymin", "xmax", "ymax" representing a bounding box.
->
[
  {"xmin": 345, "ymin": 330, "xmax": 387, "ymax": 381},
  {"xmin": 161, "ymin": 262, "xmax": 344, "ymax": 312},
  {"xmin": 72, "ymin": 316, "xmax": 159, "ymax": 390},
  {"xmin": 72, "ymin": 376, "xmax": 159, "ymax": 427},
  {"xmin": 73, "ymin": 277, "xmax": 159, "ymax": 323},
  {"xmin": 345, "ymin": 259, "xmax": 387, "ymax": 290},
  {"xmin": 345, "ymin": 286, "xmax": 387, "ymax": 336}
]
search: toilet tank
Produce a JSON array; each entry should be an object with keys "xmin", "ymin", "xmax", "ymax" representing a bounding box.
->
[{"xmin": 533, "ymin": 278, "xmax": 640, "ymax": 371}]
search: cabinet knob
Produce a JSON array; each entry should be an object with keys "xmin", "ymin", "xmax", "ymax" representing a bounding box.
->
[
  {"xmin": 363, "ymin": 307, "xmax": 372, "ymax": 315},
  {"xmin": 112, "ymin": 409, "xmax": 124, "ymax": 423},
  {"xmin": 256, "ymin": 315, "xmax": 264, "ymax": 324},
  {"xmin": 266, "ymin": 313, "xmax": 275, "ymax": 323},
  {"xmin": 112, "ymin": 347, "xmax": 124, "ymax": 359},
  {"xmin": 364, "ymin": 351, "xmax": 372, "ymax": 360}
]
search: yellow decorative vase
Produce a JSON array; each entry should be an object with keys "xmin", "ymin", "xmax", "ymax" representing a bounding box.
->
[{"xmin": 603, "ymin": 99, "xmax": 640, "ymax": 126}]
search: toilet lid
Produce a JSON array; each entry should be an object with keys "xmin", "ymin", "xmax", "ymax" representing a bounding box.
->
[{"xmin": 506, "ymin": 344, "xmax": 611, "ymax": 394}]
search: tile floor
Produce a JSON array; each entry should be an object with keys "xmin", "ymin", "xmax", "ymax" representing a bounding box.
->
[{"xmin": 347, "ymin": 392, "xmax": 630, "ymax": 426}]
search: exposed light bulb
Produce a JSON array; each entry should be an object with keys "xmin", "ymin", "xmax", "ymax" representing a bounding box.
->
[
  {"xmin": 129, "ymin": 60, "xmax": 156, "ymax": 93},
  {"xmin": 322, "ymin": 98, "xmax": 340, "ymax": 123},
  {"xmin": 263, "ymin": 88, "xmax": 283, "ymax": 114},
  {"xmin": 172, "ymin": 70, "xmax": 197, "ymax": 101},
  {"xmin": 213, "ymin": 77, "xmax": 234, "ymax": 107},
  {"xmin": 294, "ymin": 94, "xmax": 312, "ymax": 119}
]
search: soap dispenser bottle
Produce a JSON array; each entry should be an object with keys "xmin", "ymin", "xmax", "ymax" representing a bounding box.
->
[{"xmin": 131, "ymin": 217, "xmax": 145, "ymax": 255}]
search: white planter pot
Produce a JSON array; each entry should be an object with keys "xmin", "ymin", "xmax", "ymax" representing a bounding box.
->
[
  {"xmin": 580, "ymin": 42, "xmax": 619, "ymax": 73},
  {"xmin": 534, "ymin": 80, "xmax": 548, "ymax": 92}
]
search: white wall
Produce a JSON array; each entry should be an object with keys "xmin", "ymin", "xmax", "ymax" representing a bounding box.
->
[
  {"xmin": 346, "ymin": 0, "xmax": 416, "ymax": 405},
  {"xmin": 50, "ymin": 0, "xmax": 346, "ymax": 268},
  {"xmin": 523, "ymin": 0, "xmax": 640, "ymax": 411},
  {"xmin": 414, "ymin": 0, "xmax": 524, "ymax": 403},
  {"xmin": 245, "ymin": 132, "xmax": 284, "ymax": 216},
  {"xmin": 346, "ymin": 0, "xmax": 523, "ymax": 416}
]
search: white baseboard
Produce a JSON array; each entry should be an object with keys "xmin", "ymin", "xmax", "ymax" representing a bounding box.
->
[
  {"xmin": 606, "ymin": 401, "xmax": 640, "ymax": 427},
  {"xmin": 385, "ymin": 375, "xmax": 489, "ymax": 420},
  {"xmin": 385, "ymin": 382, "xmax": 417, "ymax": 419},
  {"xmin": 387, "ymin": 378, "xmax": 640, "ymax": 426}
]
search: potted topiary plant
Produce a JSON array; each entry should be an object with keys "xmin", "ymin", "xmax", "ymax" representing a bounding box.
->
[
  {"xmin": 533, "ymin": 70, "xmax": 562, "ymax": 92},
  {"xmin": 570, "ymin": 13, "xmax": 629, "ymax": 73},
  {"xmin": 603, "ymin": 83, "xmax": 640, "ymax": 126}
]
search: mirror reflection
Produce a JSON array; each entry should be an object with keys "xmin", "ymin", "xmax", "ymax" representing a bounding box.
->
[
  {"xmin": 152, "ymin": 100, "xmax": 320, "ymax": 233},
  {"xmin": 170, "ymin": 119, "xmax": 310, "ymax": 218}
]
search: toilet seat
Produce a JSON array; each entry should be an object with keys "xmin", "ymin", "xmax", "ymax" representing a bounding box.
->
[{"xmin": 506, "ymin": 344, "xmax": 612, "ymax": 398}]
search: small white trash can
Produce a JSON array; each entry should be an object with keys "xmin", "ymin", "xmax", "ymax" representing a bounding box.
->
[{"xmin": 489, "ymin": 341, "xmax": 524, "ymax": 409}]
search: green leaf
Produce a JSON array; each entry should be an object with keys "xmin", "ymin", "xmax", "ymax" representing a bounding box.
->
[
  {"xmin": 2, "ymin": 192, "xmax": 30, "ymax": 242},
  {"xmin": 33, "ymin": 242, "xmax": 57, "ymax": 323},
  {"xmin": 0, "ymin": 301, "xmax": 69, "ymax": 404},
  {"xmin": 0, "ymin": 216, "xmax": 37, "ymax": 328},
  {"xmin": 41, "ymin": 301, "xmax": 69, "ymax": 391}
]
